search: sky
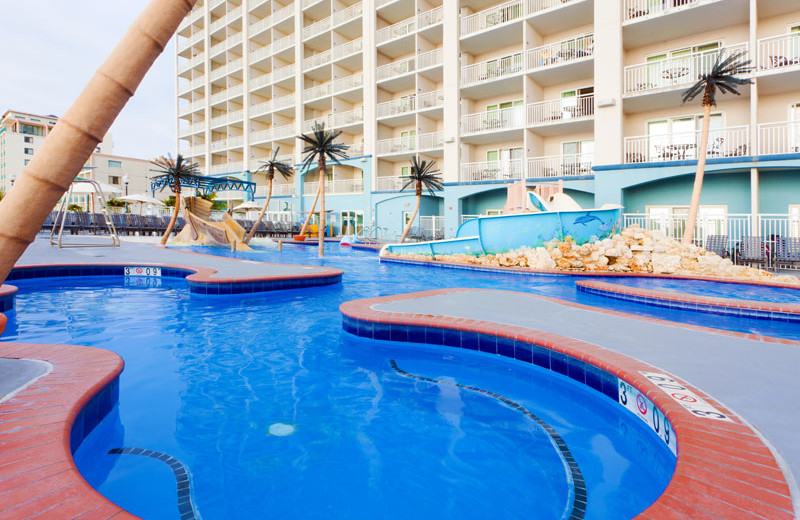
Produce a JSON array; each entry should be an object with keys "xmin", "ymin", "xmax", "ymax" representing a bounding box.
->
[{"xmin": 0, "ymin": 1, "xmax": 176, "ymax": 159}]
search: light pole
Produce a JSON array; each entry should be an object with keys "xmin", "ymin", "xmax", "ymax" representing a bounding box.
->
[
  {"xmin": 123, "ymin": 174, "xmax": 130, "ymax": 213},
  {"xmin": 9, "ymin": 175, "xmax": 16, "ymax": 189}
]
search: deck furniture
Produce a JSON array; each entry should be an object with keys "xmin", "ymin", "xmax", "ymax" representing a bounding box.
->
[
  {"xmin": 775, "ymin": 237, "xmax": 800, "ymax": 267},
  {"xmin": 737, "ymin": 236, "xmax": 766, "ymax": 267},
  {"xmin": 704, "ymin": 234, "xmax": 729, "ymax": 258}
]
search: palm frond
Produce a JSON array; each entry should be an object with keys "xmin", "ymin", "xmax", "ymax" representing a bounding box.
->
[
  {"xmin": 254, "ymin": 146, "xmax": 295, "ymax": 180},
  {"xmin": 400, "ymin": 156, "xmax": 443, "ymax": 196},
  {"xmin": 150, "ymin": 153, "xmax": 200, "ymax": 189},
  {"xmin": 298, "ymin": 122, "xmax": 350, "ymax": 172},
  {"xmin": 682, "ymin": 49, "xmax": 752, "ymax": 106}
]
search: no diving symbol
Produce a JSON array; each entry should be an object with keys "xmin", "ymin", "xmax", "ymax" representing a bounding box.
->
[
  {"xmin": 136, "ymin": 268, "xmax": 143, "ymax": 275},
  {"xmin": 636, "ymin": 394, "xmax": 648, "ymax": 415},
  {"xmin": 671, "ymin": 393, "xmax": 697, "ymax": 403}
]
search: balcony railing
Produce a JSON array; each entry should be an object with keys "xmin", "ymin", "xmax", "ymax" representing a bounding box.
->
[
  {"xmin": 249, "ymin": 72, "xmax": 272, "ymax": 90},
  {"xmin": 178, "ymin": 76, "xmax": 205, "ymax": 95},
  {"xmin": 251, "ymin": 129, "xmax": 272, "ymax": 144},
  {"xmin": 527, "ymin": 153, "xmax": 593, "ymax": 178},
  {"xmin": 210, "ymin": 162, "xmax": 245, "ymax": 175},
  {"xmin": 624, "ymin": 43, "xmax": 747, "ymax": 94},
  {"xmin": 273, "ymin": 64, "xmax": 294, "ymax": 83},
  {"xmin": 377, "ymin": 135, "xmax": 416, "ymax": 155},
  {"xmin": 418, "ymin": 90, "xmax": 444, "ymax": 110},
  {"xmin": 333, "ymin": 38, "xmax": 363, "ymax": 60},
  {"xmin": 345, "ymin": 142, "xmax": 365, "ymax": 157},
  {"xmin": 333, "ymin": 107, "xmax": 364, "ymax": 127},
  {"xmin": 250, "ymin": 14, "xmax": 273, "ymax": 35},
  {"xmin": 179, "ymin": 121, "xmax": 204, "ymax": 137},
  {"xmin": 304, "ymin": 49, "xmax": 331, "ymax": 70},
  {"xmin": 462, "ymin": 0, "xmax": 523, "ymax": 36},
  {"xmin": 418, "ymin": 6, "xmax": 443, "ymax": 29},
  {"xmin": 462, "ymin": 52, "xmax": 523, "ymax": 86},
  {"xmin": 273, "ymin": 124, "xmax": 296, "ymax": 140},
  {"xmin": 303, "ymin": 15, "xmax": 331, "ymax": 40},
  {"xmin": 274, "ymin": 34, "xmax": 294, "ymax": 54},
  {"xmin": 209, "ymin": 84, "xmax": 243, "ymax": 104},
  {"xmin": 210, "ymin": 110, "xmax": 243, "ymax": 128},
  {"xmin": 758, "ymin": 121, "xmax": 800, "ymax": 156},
  {"xmin": 377, "ymin": 96, "xmax": 415, "ymax": 118},
  {"xmin": 209, "ymin": 6, "xmax": 243, "ymax": 33},
  {"xmin": 377, "ymin": 17, "xmax": 416, "ymax": 44},
  {"xmin": 624, "ymin": 125, "xmax": 749, "ymax": 163},
  {"xmin": 377, "ymin": 56, "xmax": 416, "ymax": 81},
  {"xmin": 249, "ymin": 44, "xmax": 272, "ymax": 63},
  {"xmin": 527, "ymin": 95, "xmax": 594, "ymax": 125},
  {"xmin": 273, "ymin": 3, "xmax": 295, "ymax": 23},
  {"xmin": 182, "ymin": 144, "xmax": 205, "ymax": 157},
  {"xmin": 178, "ymin": 53, "xmax": 204, "ymax": 74},
  {"xmin": 333, "ymin": 72, "xmax": 363, "ymax": 93},
  {"xmin": 527, "ymin": 33, "xmax": 594, "ymax": 71},
  {"xmin": 375, "ymin": 176, "xmax": 406, "ymax": 191},
  {"xmin": 623, "ymin": 0, "xmax": 719, "ymax": 22},
  {"xmin": 462, "ymin": 107, "xmax": 525, "ymax": 135},
  {"xmin": 304, "ymin": 178, "xmax": 364, "ymax": 195},
  {"xmin": 305, "ymin": 82, "xmax": 332, "ymax": 100},
  {"xmin": 333, "ymin": 2, "xmax": 362, "ymax": 27},
  {"xmin": 179, "ymin": 8, "xmax": 204, "ymax": 31},
  {"xmin": 272, "ymin": 94, "xmax": 295, "ymax": 111},
  {"xmin": 250, "ymin": 100, "xmax": 272, "ymax": 117},
  {"xmin": 210, "ymin": 57, "xmax": 244, "ymax": 81},
  {"xmin": 460, "ymin": 159, "xmax": 524, "ymax": 182},
  {"xmin": 418, "ymin": 48, "xmax": 443, "ymax": 70},
  {"xmin": 257, "ymin": 183, "xmax": 295, "ymax": 197},
  {"xmin": 758, "ymin": 33, "xmax": 800, "ymax": 72},
  {"xmin": 419, "ymin": 131, "xmax": 444, "ymax": 150}
]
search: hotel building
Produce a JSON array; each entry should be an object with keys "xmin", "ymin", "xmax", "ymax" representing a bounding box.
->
[{"xmin": 175, "ymin": 0, "xmax": 800, "ymax": 240}]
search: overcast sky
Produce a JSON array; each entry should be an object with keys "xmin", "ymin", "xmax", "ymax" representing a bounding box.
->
[{"xmin": 0, "ymin": 1, "xmax": 176, "ymax": 159}]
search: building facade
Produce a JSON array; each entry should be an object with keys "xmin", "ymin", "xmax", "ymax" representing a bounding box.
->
[
  {"xmin": 175, "ymin": 0, "xmax": 800, "ymax": 239},
  {"xmin": 1, "ymin": 110, "xmax": 155, "ymax": 208}
]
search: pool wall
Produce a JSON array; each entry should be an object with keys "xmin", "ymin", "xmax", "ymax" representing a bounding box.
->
[{"xmin": 340, "ymin": 289, "xmax": 797, "ymax": 519}]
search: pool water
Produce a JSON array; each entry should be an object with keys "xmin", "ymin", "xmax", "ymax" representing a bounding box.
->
[{"xmin": 0, "ymin": 244, "xmax": 685, "ymax": 520}]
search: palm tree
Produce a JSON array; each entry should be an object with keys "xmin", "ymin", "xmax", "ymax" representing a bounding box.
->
[
  {"xmin": 244, "ymin": 148, "xmax": 294, "ymax": 244},
  {"xmin": 681, "ymin": 50, "xmax": 751, "ymax": 244},
  {"xmin": 151, "ymin": 154, "xmax": 200, "ymax": 246},
  {"xmin": 0, "ymin": 0, "xmax": 195, "ymax": 284},
  {"xmin": 298, "ymin": 122, "xmax": 349, "ymax": 257},
  {"xmin": 398, "ymin": 156, "xmax": 443, "ymax": 243}
]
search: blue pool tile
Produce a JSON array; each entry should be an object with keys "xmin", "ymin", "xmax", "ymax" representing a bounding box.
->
[
  {"xmin": 425, "ymin": 327, "xmax": 445, "ymax": 346},
  {"xmin": 514, "ymin": 343, "xmax": 532, "ymax": 363},
  {"xmin": 585, "ymin": 365, "xmax": 604, "ymax": 393},
  {"xmin": 407, "ymin": 326, "xmax": 427, "ymax": 344},
  {"xmin": 460, "ymin": 331, "xmax": 480, "ymax": 351},
  {"xmin": 496, "ymin": 337, "xmax": 514, "ymax": 359},
  {"xmin": 532, "ymin": 346, "xmax": 550, "ymax": 369},
  {"xmin": 567, "ymin": 358, "xmax": 586, "ymax": 384},
  {"xmin": 390, "ymin": 325, "xmax": 409, "ymax": 342},
  {"xmin": 601, "ymin": 372, "xmax": 620, "ymax": 402},
  {"xmin": 373, "ymin": 323, "xmax": 391, "ymax": 341},
  {"xmin": 441, "ymin": 329, "xmax": 461, "ymax": 348},
  {"xmin": 478, "ymin": 334, "xmax": 497, "ymax": 354},
  {"xmin": 550, "ymin": 352, "xmax": 568, "ymax": 376}
]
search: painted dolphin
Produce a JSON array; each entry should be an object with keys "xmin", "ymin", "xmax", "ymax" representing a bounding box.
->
[{"xmin": 573, "ymin": 212, "xmax": 603, "ymax": 226}]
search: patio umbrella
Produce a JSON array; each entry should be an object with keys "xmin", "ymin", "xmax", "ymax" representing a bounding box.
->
[
  {"xmin": 232, "ymin": 201, "xmax": 261, "ymax": 212},
  {"xmin": 68, "ymin": 180, "xmax": 122, "ymax": 213},
  {"xmin": 119, "ymin": 193, "xmax": 166, "ymax": 215}
]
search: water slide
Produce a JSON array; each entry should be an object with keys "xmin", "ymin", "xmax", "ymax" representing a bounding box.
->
[
  {"xmin": 174, "ymin": 197, "xmax": 253, "ymax": 251},
  {"xmin": 381, "ymin": 186, "xmax": 622, "ymax": 257}
]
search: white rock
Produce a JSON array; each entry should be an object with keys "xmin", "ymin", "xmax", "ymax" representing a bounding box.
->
[{"xmin": 652, "ymin": 253, "xmax": 681, "ymax": 274}]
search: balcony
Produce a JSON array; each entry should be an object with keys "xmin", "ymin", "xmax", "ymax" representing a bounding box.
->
[
  {"xmin": 181, "ymin": 144, "xmax": 205, "ymax": 157},
  {"xmin": 178, "ymin": 53, "xmax": 204, "ymax": 74},
  {"xmin": 376, "ymin": 17, "xmax": 416, "ymax": 45},
  {"xmin": 758, "ymin": 33, "xmax": 800, "ymax": 94},
  {"xmin": 303, "ymin": 178, "xmax": 364, "ymax": 195},
  {"xmin": 304, "ymin": 49, "xmax": 331, "ymax": 70},
  {"xmin": 333, "ymin": 38, "xmax": 363, "ymax": 61},
  {"xmin": 303, "ymin": 15, "xmax": 331, "ymax": 40},
  {"xmin": 527, "ymin": 153, "xmax": 593, "ymax": 178},
  {"xmin": 527, "ymin": 95, "xmax": 594, "ymax": 134},
  {"xmin": 249, "ymin": 73, "xmax": 272, "ymax": 90},
  {"xmin": 210, "ymin": 162, "xmax": 245, "ymax": 175},
  {"xmin": 377, "ymin": 96, "xmax": 415, "ymax": 119},
  {"xmin": 273, "ymin": 4, "xmax": 295, "ymax": 24},
  {"xmin": 250, "ymin": 100, "xmax": 273, "ymax": 118},
  {"xmin": 461, "ymin": 53, "xmax": 523, "ymax": 87},
  {"xmin": 526, "ymin": 33, "xmax": 594, "ymax": 84},
  {"xmin": 624, "ymin": 125, "xmax": 750, "ymax": 164},
  {"xmin": 461, "ymin": 0, "xmax": 523, "ymax": 37},
  {"xmin": 376, "ymin": 131, "xmax": 442, "ymax": 157},
  {"xmin": 417, "ymin": 48, "xmax": 443, "ymax": 70},
  {"xmin": 178, "ymin": 76, "xmax": 205, "ymax": 96},
  {"xmin": 375, "ymin": 176, "xmax": 406, "ymax": 191},
  {"xmin": 305, "ymin": 81, "xmax": 333, "ymax": 100},
  {"xmin": 377, "ymin": 56, "xmax": 415, "ymax": 82},
  {"xmin": 179, "ymin": 121, "xmax": 205, "ymax": 137},
  {"xmin": 303, "ymin": 108, "xmax": 363, "ymax": 132},
  {"xmin": 461, "ymin": 0, "xmax": 587, "ymax": 39},
  {"xmin": 179, "ymin": 8, "xmax": 204, "ymax": 31},
  {"xmin": 346, "ymin": 142, "xmax": 365, "ymax": 157},
  {"xmin": 209, "ymin": 57, "xmax": 244, "ymax": 81},
  {"xmin": 333, "ymin": 72, "xmax": 363, "ymax": 94},
  {"xmin": 462, "ymin": 107, "xmax": 525, "ymax": 137},
  {"xmin": 210, "ymin": 110, "xmax": 244, "ymax": 129},
  {"xmin": 273, "ymin": 124, "xmax": 296, "ymax": 140},
  {"xmin": 274, "ymin": 94, "xmax": 295, "ymax": 111},
  {"xmin": 257, "ymin": 183, "xmax": 295, "ymax": 197},
  {"xmin": 209, "ymin": 6, "xmax": 242, "ymax": 34},
  {"xmin": 332, "ymin": 3, "xmax": 363, "ymax": 27},
  {"xmin": 272, "ymin": 64, "xmax": 295, "ymax": 83},
  {"xmin": 273, "ymin": 34, "xmax": 295, "ymax": 54},
  {"xmin": 250, "ymin": 14, "xmax": 273, "ymax": 36},
  {"xmin": 623, "ymin": 0, "xmax": 722, "ymax": 23},
  {"xmin": 758, "ymin": 121, "xmax": 800, "ymax": 156},
  {"xmin": 251, "ymin": 129, "xmax": 272, "ymax": 144},
  {"xmin": 460, "ymin": 159, "xmax": 524, "ymax": 182}
]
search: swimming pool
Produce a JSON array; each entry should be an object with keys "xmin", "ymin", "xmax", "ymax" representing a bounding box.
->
[{"xmin": 1, "ymin": 244, "xmax": 688, "ymax": 520}]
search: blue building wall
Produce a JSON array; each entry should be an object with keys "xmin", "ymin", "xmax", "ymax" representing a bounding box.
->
[
  {"xmin": 622, "ymin": 172, "xmax": 752, "ymax": 214},
  {"xmin": 759, "ymin": 170, "xmax": 800, "ymax": 213}
]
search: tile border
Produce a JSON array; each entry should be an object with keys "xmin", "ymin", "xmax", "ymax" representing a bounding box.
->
[
  {"xmin": 339, "ymin": 288, "xmax": 797, "ymax": 519},
  {"xmin": 576, "ymin": 280, "xmax": 800, "ymax": 322},
  {"xmin": 0, "ymin": 342, "xmax": 137, "ymax": 519}
]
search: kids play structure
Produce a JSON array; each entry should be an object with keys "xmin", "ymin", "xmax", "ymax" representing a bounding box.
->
[
  {"xmin": 150, "ymin": 174, "xmax": 257, "ymax": 250},
  {"xmin": 382, "ymin": 181, "xmax": 623, "ymax": 257}
]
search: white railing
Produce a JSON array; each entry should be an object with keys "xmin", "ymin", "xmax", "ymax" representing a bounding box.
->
[
  {"xmin": 178, "ymin": 54, "xmax": 204, "ymax": 74},
  {"xmin": 274, "ymin": 94, "xmax": 295, "ymax": 111},
  {"xmin": 418, "ymin": 48, "xmax": 443, "ymax": 69},
  {"xmin": 273, "ymin": 123, "xmax": 296, "ymax": 139},
  {"xmin": 179, "ymin": 8, "xmax": 204, "ymax": 31},
  {"xmin": 376, "ymin": 0, "xmax": 394, "ymax": 7},
  {"xmin": 527, "ymin": 33, "xmax": 594, "ymax": 71},
  {"xmin": 333, "ymin": 2, "xmax": 362, "ymax": 27},
  {"xmin": 758, "ymin": 33, "xmax": 800, "ymax": 72},
  {"xmin": 418, "ymin": 90, "xmax": 444, "ymax": 110},
  {"xmin": 209, "ymin": 40, "xmax": 226, "ymax": 57},
  {"xmin": 462, "ymin": 52, "xmax": 523, "ymax": 86},
  {"xmin": 272, "ymin": 64, "xmax": 294, "ymax": 82},
  {"xmin": 305, "ymin": 81, "xmax": 333, "ymax": 100},
  {"xmin": 250, "ymin": 100, "xmax": 272, "ymax": 117},
  {"xmin": 462, "ymin": 106, "xmax": 525, "ymax": 134},
  {"xmin": 345, "ymin": 142, "xmax": 365, "ymax": 157},
  {"xmin": 249, "ymin": 44, "xmax": 272, "ymax": 63},
  {"xmin": 249, "ymin": 14, "xmax": 272, "ymax": 35},
  {"xmin": 377, "ymin": 96, "xmax": 415, "ymax": 118},
  {"xmin": 209, "ymin": 7, "xmax": 242, "ymax": 33},
  {"xmin": 251, "ymin": 129, "xmax": 272, "ymax": 144},
  {"xmin": 178, "ymin": 76, "xmax": 205, "ymax": 94},
  {"xmin": 623, "ymin": 0, "xmax": 719, "ymax": 22},
  {"xmin": 210, "ymin": 57, "xmax": 244, "ymax": 81},
  {"xmin": 273, "ymin": 3, "xmax": 295, "ymax": 23},
  {"xmin": 622, "ymin": 212, "xmax": 800, "ymax": 270},
  {"xmin": 209, "ymin": 84, "xmax": 243, "ymax": 105},
  {"xmin": 758, "ymin": 121, "xmax": 800, "ymax": 156},
  {"xmin": 210, "ymin": 110, "xmax": 243, "ymax": 128},
  {"xmin": 303, "ymin": 15, "xmax": 331, "ymax": 40},
  {"xmin": 257, "ymin": 183, "xmax": 295, "ymax": 197},
  {"xmin": 375, "ymin": 176, "xmax": 406, "ymax": 191},
  {"xmin": 333, "ymin": 72, "xmax": 363, "ymax": 93},
  {"xmin": 182, "ymin": 144, "xmax": 205, "ymax": 157},
  {"xmin": 273, "ymin": 34, "xmax": 294, "ymax": 53},
  {"xmin": 419, "ymin": 131, "xmax": 444, "ymax": 150},
  {"xmin": 460, "ymin": 159, "xmax": 524, "ymax": 182},
  {"xmin": 377, "ymin": 135, "xmax": 416, "ymax": 155},
  {"xmin": 180, "ymin": 121, "xmax": 205, "ymax": 136},
  {"xmin": 624, "ymin": 125, "xmax": 750, "ymax": 163},
  {"xmin": 276, "ymin": 154, "xmax": 295, "ymax": 165},
  {"xmin": 624, "ymin": 43, "xmax": 747, "ymax": 94},
  {"xmin": 377, "ymin": 17, "xmax": 416, "ymax": 45},
  {"xmin": 209, "ymin": 162, "xmax": 245, "ymax": 175},
  {"xmin": 418, "ymin": 6, "xmax": 443, "ymax": 29},
  {"xmin": 527, "ymin": 153, "xmax": 593, "ymax": 178},
  {"xmin": 304, "ymin": 116, "xmax": 333, "ymax": 132},
  {"xmin": 249, "ymin": 72, "xmax": 272, "ymax": 90},
  {"xmin": 528, "ymin": 95, "xmax": 594, "ymax": 125},
  {"xmin": 377, "ymin": 56, "xmax": 415, "ymax": 81},
  {"xmin": 304, "ymin": 178, "xmax": 364, "ymax": 195},
  {"xmin": 418, "ymin": 216, "xmax": 445, "ymax": 240},
  {"xmin": 333, "ymin": 107, "xmax": 364, "ymax": 127},
  {"xmin": 333, "ymin": 38, "xmax": 363, "ymax": 60},
  {"xmin": 304, "ymin": 48, "xmax": 331, "ymax": 70},
  {"xmin": 461, "ymin": 0, "xmax": 524, "ymax": 36}
]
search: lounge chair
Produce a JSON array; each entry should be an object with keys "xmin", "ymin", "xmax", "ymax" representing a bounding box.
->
[
  {"xmin": 775, "ymin": 237, "xmax": 800, "ymax": 267},
  {"xmin": 704, "ymin": 234, "xmax": 729, "ymax": 258},
  {"xmin": 737, "ymin": 236, "xmax": 766, "ymax": 267}
]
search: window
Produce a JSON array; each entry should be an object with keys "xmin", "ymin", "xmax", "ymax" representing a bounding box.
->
[
  {"xmin": 23, "ymin": 136, "xmax": 33, "ymax": 143},
  {"xmin": 646, "ymin": 113, "xmax": 723, "ymax": 160},
  {"xmin": 646, "ymin": 205, "xmax": 728, "ymax": 241},
  {"xmin": 109, "ymin": 176, "xmax": 121, "ymax": 185},
  {"xmin": 646, "ymin": 42, "xmax": 721, "ymax": 88},
  {"xmin": 108, "ymin": 160, "xmax": 122, "ymax": 168},
  {"xmin": 24, "ymin": 159, "xmax": 30, "ymax": 165},
  {"xmin": 19, "ymin": 124, "xmax": 43, "ymax": 136},
  {"xmin": 486, "ymin": 52, "xmax": 523, "ymax": 79},
  {"xmin": 23, "ymin": 148, "xmax": 33, "ymax": 155},
  {"xmin": 341, "ymin": 210, "xmax": 363, "ymax": 235},
  {"xmin": 401, "ymin": 166, "xmax": 410, "ymax": 177},
  {"xmin": 561, "ymin": 140, "xmax": 594, "ymax": 173},
  {"xmin": 560, "ymin": 87, "xmax": 594, "ymax": 118},
  {"xmin": 486, "ymin": 147, "xmax": 523, "ymax": 178}
]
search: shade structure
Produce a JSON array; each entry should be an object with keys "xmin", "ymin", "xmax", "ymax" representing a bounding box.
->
[
  {"xmin": 69, "ymin": 181, "xmax": 122, "ymax": 195},
  {"xmin": 119, "ymin": 193, "xmax": 165, "ymax": 206},
  {"xmin": 232, "ymin": 201, "xmax": 262, "ymax": 212}
]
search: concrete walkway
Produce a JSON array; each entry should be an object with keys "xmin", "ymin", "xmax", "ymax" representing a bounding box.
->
[
  {"xmin": 0, "ymin": 358, "xmax": 49, "ymax": 400},
  {"xmin": 16, "ymin": 237, "xmax": 330, "ymax": 279},
  {"xmin": 375, "ymin": 290, "xmax": 800, "ymax": 486}
]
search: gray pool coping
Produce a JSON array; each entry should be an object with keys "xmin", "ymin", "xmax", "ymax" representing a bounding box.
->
[
  {"xmin": 0, "ymin": 358, "xmax": 51, "ymax": 401},
  {"xmin": 374, "ymin": 290, "xmax": 800, "ymax": 488}
]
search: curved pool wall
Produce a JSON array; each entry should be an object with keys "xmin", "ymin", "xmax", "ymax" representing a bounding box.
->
[
  {"xmin": 4, "ymin": 274, "xmax": 678, "ymax": 519},
  {"xmin": 383, "ymin": 207, "xmax": 622, "ymax": 256}
]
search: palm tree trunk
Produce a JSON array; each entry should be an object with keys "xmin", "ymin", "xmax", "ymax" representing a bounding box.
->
[
  {"xmin": 161, "ymin": 183, "xmax": 181, "ymax": 245},
  {"xmin": 245, "ymin": 171, "xmax": 272, "ymax": 244},
  {"xmin": 399, "ymin": 183, "xmax": 422, "ymax": 243},
  {"xmin": 298, "ymin": 181, "xmax": 321, "ymax": 237},
  {"xmin": 318, "ymin": 158, "xmax": 326, "ymax": 258},
  {"xmin": 682, "ymin": 103, "xmax": 712, "ymax": 244},
  {"xmin": 0, "ymin": 0, "xmax": 196, "ymax": 284}
]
